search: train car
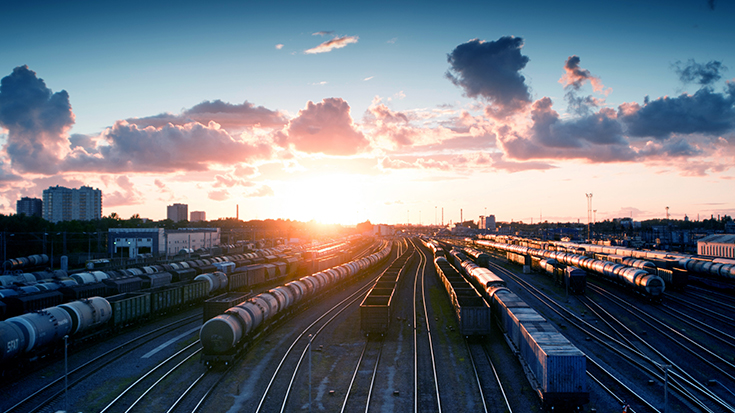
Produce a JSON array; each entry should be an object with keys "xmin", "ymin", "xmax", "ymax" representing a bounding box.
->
[
  {"xmin": 2, "ymin": 291, "xmax": 65, "ymax": 318},
  {"xmin": 490, "ymin": 287, "xmax": 588, "ymax": 410},
  {"xmin": 360, "ymin": 248, "xmax": 413, "ymax": 335},
  {"xmin": 564, "ymin": 266, "xmax": 586, "ymax": 294},
  {"xmin": 476, "ymin": 240, "xmax": 664, "ymax": 300},
  {"xmin": 201, "ymin": 242, "xmax": 392, "ymax": 364},
  {"xmin": 107, "ymin": 292, "xmax": 151, "ymax": 328},
  {"xmin": 434, "ymin": 257, "xmax": 490, "ymax": 335},
  {"xmin": 203, "ymin": 292, "xmax": 253, "ymax": 321}
]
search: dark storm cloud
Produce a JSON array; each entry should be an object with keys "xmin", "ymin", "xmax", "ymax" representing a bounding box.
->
[
  {"xmin": 619, "ymin": 86, "xmax": 735, "ymax": 139},
  {"xmin": 0, "ymin": 65, "xmax": 74, "ymax": 174},
  {"xmin": 673, "ymin": 59, "xmax": 727, "ymax": 86},
  {"xmin": 446, "ymin": 37, "xmax": 532, "ymax": 116}
]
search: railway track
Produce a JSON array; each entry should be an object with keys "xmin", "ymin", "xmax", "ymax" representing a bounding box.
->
[
  {"xmin": 464, "ymin": 339, "xmax": 512, "ymax": 413},
  {"xmin": 486, "ymin": 258, "xmax": 735, "ymax": 413},
  {"xmin": 4, "ymin": 313, "xmax": 201, "ymax": 413},
  {"xmin": 411, "ymin": 239, "xmax": 442, "ymax": 413},
  {"xmin": 339, "ymin": 339, "xmax": 384, "ymax": 413},
  {"xmin": 252, "ymin": 242, "xmax": 411, "ymax": 413}
]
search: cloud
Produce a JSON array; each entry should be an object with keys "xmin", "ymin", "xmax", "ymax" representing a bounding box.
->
[
  {"xmin": 64, "ymin": 120, "xmax": 273, "ymax": 173},
  {"xmin": 208, "ymin": 189, "xmax": 230, "ymax": 201},
  {"xmin": 310, "ymin": 81, "xmax": 328, "ymax": 86},
  {"xmin": 313, "ymin": 31, "xmax": 335, "ymax": 37},
  {"xmin": 245, "ymin": 185, "xmax": 274, "ymax": 197},
  {"xmin": 446, "ymin": 37, "xmax": 532, "ymax": 117},
  {"xmin": 305, "ymin": 35, "xmax": 359, "ymax": 54},
  {"xmin": 619, "ymin": 86, "xmax": 735, "ymax": 139},
  {"xmin": 126, "ymin": 100, "xmax": 287, "ymax": 132},
  {"xmin": 212, "ymin": 173, "xmax": 256, "ymax": 188},
  {"xmin": 278, "ymin": 98, "xmax": 369, "ymax": 155},
  {"xmin": 104, "ymin": 175, "xmax": 142, "ymax": 207},
  {"xmin": 363, "ymin": 76, "xmax": 374, "ymax": 81},
  {"xmin": 559, "ymin": 56, "xmax": 607, "ymax": 93},
  {"xmin": 673, "ymin": 59, "xmax": 727, "ymax": 86},
  {"xmin": 0, "ymin": 161, "xmax": 22, "ymax": 187},
  {"xmin": 0, "ymin": 65, "xmax": 74, "ymax": 174},
  {"xmin": 69, "ymin": 133, "xmax": 99, "ymax": 153},
  {"xmin": 275, "ymin": 44, "xmax": 284, "ymax": 49},
  {"xmin": 499, "ymin": 98, "xmax": 636, "ymax": 162},
  {"xmin": 387, "ymin": 38, "xmax": 397, "ymax": 44},
  {"xmin": 379, "ymin": 157, "xmax": 453, "ymax": 171}
]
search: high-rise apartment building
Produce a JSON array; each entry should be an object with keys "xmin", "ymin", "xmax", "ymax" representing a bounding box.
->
[
  {"xmin": 190, "ymin": 211, "xmax": 206, "ymax": 222},
  {"xmin": 17, "ymin": 197, "xmax": 43, "ymax": 217},
  {"xmin": 167, "ymin": 203, "xmax": 188, "ymax": 222},
  {"xmin": 479, "ymin": 214, "xmax": 496, "ymax": 231},
  {"xmin": 42, "ymin": 186, "xmax": 102, "ymax": 223}
]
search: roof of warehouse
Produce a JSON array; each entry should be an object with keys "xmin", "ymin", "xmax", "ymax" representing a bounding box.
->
[{"xmin": 698, "ymin": 234, "xmax": 735, "ymax": 244}]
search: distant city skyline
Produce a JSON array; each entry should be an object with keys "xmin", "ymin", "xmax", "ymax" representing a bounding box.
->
[{"xmin": 0, "ymin": 0, "xmax": 733, "ymax": 225}]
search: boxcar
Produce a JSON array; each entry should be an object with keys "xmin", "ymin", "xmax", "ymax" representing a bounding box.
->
[{"xmin": 108, "ymin": 292, "xmax": 151, "ymax": 327}]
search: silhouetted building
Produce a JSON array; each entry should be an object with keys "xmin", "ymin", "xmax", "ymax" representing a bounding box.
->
[
  {"xmin": 479, "ymin": 215, "xmax": 496, "ymax": 230},
  {"xmin": 167, "ymin": 203, "xmax": 188, "ymax": 222},
  {"xmin": 190, "ymin": 211, "xmax": 206, "ymax": 222},
  {"xmin": 42, "ymin": 186, "xmax": 102, "ymax": 223},
  {"xmin": 17, "ymin": 197, "xmax": 42, "ymax": 217}
]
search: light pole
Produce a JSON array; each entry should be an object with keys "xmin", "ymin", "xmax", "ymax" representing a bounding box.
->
[
  {"xmin": 308, "ymin": 334, "xmax": 313, "ymax": 413},
  {"xmin": 64, "ymin": 335, "xmax": 69, "ymax": 412}
]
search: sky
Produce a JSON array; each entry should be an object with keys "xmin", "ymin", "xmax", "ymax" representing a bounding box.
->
[{"xmin": 1, "ymin": 0, "xmax": 734, "ymax": 226}]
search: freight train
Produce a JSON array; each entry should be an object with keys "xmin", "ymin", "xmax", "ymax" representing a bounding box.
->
[
  {"xmin": 506, "ymin": 237, "xmax": 734, "ymax": 284},
  {"xmin": 428, "ymin": 240, "xmax": 589, "ymax": 410},
  {"xmin": 199, "ymin": 241, "xmax": 392, "ymax": 364},
  {"xmin": 0, "ymin": 240, "xmax": 364, "ymax": 321},
  {"xmin": 0, "ymin": 239, "xmax": 368, "ymax": 374},
  {"xmin": 476, "ymin": 239, "xmax": 665, "ymax": 300}
]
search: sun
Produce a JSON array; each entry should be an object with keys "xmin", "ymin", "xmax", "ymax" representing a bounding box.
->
[{"xmin": 281, "ymin": 173, "xmax": 371, "ymax": 225}]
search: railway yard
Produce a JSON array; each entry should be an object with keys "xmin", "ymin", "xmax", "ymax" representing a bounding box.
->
[{"xmin": 1, "ymin": 235, "xmax": 735, "ymax": 412}]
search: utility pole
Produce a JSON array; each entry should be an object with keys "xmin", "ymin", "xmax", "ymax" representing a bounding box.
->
[
  {"xmin": 585, "ymin": 193, "xmax": 593, "ymax": 241},
  {"xmin": 666, "ymin": 206, "xmax": 670, "ymax": 220}
]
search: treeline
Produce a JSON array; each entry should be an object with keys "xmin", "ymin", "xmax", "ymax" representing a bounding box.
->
[{"xmin": 0, "ymin": 213, "xmax": 358, "ymax": 261}]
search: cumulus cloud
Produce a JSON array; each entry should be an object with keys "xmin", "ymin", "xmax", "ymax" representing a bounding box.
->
[
  {"xmin": 313, "ymin": 31, "xmax": 335, "ymax": 37},
  {"xmin": 212, "ymin": 173, "xmax": 256, "ymax": 188},
  {"xmin": 673, "ymin": 59, "xmax": 727, "ymax": 87},
  {"xmin": 104, "ymin": 175, "xmax": 142, "ymax": 207},
  {"xmin": 499, "ymin": 98, "xmax": 635, "ymax": 162},
  {"xmin": 446, "ymin": 37, "xmax": 532, "ymax": 117},
  {"xmin": 245, "ymin": 185, "xmax": 274, "ymax": 197},
  {"xmin": 0, "ymin": 161, "xmax": 22, "ymax": 187},
  {"xmin": 275, "ymin": 44, "xmax": 284, "ymax": 49},
  {"xmin": 208, "ymin": 189, "xmax": 230, "ymax": 201},
  {"xmin": 64, "ymin": 120, "xmax": 272, "ymax": 173},
  {"xmin": 560, "ymin": 56, "xmax": 607, "ymax": 92},
  {"xmin": 619, "ymin": 86, "xmax": 735, "ymax": 139},
  {"xmin": 0, "ymin": 65, "xmax": 74, "ymax": 174},
  {"xmin": 305, "ymin": 35, "xmax": 358, "ymax": 54},
  {"xmin": 278, "ymin": 98, "xmax": 369, "ymax": 155},
  {"xmin": 126, "ymin": 100, "xmax": 287, "ymax": 132},
  {"xmin": 559, "ymin": 56, "xmax": 609, "ymax": 116}
]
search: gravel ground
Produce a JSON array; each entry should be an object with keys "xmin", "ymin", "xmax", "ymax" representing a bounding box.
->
[{"xmin": 0, "ymin": 306, "xmax": 204, "ymax": 413}]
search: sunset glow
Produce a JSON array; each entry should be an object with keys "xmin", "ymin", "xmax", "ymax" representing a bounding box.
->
[{"xmin": 0, "ymin": 1, "xmax": 733, "ymax": 225}]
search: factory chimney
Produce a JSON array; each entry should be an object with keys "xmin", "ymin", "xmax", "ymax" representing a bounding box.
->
[
  {"xmin": 236, "ymin": 204, "xmax": 239, "ymax": 220},
  {"xmin": 461, "ymin": 209, "xmax": 463, "ymax": 224}
]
